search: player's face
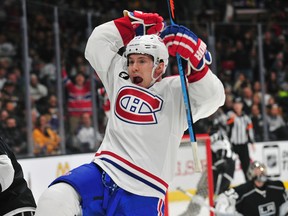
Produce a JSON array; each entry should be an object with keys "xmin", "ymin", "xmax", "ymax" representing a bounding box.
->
[{"xmin": 128, "ymin": 54, "xmax": 154, "ymax": 88}]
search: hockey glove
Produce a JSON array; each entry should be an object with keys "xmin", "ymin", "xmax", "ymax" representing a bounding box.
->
[
  {"xmin": 160, "ymin": 24, "xmax": 212, "ymax": 72},
  {"xmin": 123, "ymin": 10, "xmax": 165, "ymax": 36}
]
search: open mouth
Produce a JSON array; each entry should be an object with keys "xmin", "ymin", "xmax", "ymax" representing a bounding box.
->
[{"xmin": 132, "ymin": 76, "xmax": 143, "ymax": 85}]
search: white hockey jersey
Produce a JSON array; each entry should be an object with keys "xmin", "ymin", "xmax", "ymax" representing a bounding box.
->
[{"xmin": 85, "ymin": 19, "xmax": 225, "ymax": 200}]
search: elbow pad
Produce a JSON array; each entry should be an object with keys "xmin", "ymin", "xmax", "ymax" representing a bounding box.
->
[{"xmin": 0, "ymin": 154, "xmax": 14, "ymax": 192}]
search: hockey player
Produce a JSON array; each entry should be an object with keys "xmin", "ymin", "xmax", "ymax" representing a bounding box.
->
[
  {"xmin": 215, "ymin": 161, "xmax": 288, "ymax": 216},
  {"xmin": 0, "ymin": 136, "xmax": 37, "ymax": 215},
  {"xmin": 35, "ymin": 10, "xmax": 225, "ymax": 216},
  {"xmin": 210, "ymin": 123, "xmax": 235, "ymax": 196}
]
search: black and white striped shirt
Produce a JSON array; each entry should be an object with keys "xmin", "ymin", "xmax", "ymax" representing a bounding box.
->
[{"xmin": 227, "ymin": 111, "xmax": 255, "ymax": 145}]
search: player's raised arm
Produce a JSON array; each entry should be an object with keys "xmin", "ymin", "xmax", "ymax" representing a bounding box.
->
[{"xmin": 84, "ymin": 10, "xmax": 165, "ymax": 85}]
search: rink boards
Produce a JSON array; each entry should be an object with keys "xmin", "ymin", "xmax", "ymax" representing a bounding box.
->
[{"xmin": 18, "ymin": 140, "xmax": 288, "ymax": 203}]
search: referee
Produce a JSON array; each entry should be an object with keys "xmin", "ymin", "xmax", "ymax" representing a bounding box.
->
[
  {"xmin": 0, "ymin": 136, "xmax": 36, "ymax": 215},
  {"xmin": 227, "ymin": 97, "xmax": 255, "ymax": 181}
]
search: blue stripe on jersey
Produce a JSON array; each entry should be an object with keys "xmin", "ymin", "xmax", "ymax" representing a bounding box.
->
[{"xmin": 101, "ymin": 158, "xmax": 166, "ymax": 195}]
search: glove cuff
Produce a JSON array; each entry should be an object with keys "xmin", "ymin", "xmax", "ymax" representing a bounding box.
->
[
  {"xmin": 114, "ymin": 16, "xmax": 135, "ymax": 46},
  {"xmin": 187, "ymin": 65, "xmax": 209, "ymax": 83}
]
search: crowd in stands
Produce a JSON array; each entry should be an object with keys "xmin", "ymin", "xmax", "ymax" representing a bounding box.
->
[{"xmin": 0, "ymin": 0, "xmax": 287, "ymax": 157}]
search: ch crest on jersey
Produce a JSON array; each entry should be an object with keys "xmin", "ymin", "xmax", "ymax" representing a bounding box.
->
[{"xmin": 115, "ymin": 86, "xmax": 163, "ymax": 124}]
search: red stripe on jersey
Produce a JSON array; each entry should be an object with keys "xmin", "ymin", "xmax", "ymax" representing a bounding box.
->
[
  {"xmin": 157, "ymin": 198, "xmax": 163, "ymax": 216},
  {"xmin": 95, "ymin": 150, "xmax": 168, "ymax": 188}
]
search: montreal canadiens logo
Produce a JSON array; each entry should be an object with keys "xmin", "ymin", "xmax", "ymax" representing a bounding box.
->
[{"xmin": 115, "ymin": 86, "xmax": 163, "ymax": 124}]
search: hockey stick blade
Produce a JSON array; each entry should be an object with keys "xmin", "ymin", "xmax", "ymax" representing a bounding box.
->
[
  {"xmin": 167, "ymin": 0, "xmax": 202, "ymax": 172},
  {"xmin": 177, "ymin": 187, "xmax": 243, "ymax": 216}
]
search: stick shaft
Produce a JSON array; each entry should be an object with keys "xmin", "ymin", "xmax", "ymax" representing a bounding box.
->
[{"xmin": 167, "ymin": 0, "xmax": 202, "ymax": 172}]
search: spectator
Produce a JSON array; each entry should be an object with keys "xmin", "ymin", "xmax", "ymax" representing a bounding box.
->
[
  {"xmin": 0, "ymin": 66, "xmax": 7, "ymax": 90},
  {"xmin": 250, "ymin": 104, "xmax": 264, "ymax": 142},
  {"xmin": 0, "ymin": 33, "xmax": 16, "ymax": 57},
  {"xmin": 2, "ymin": 116, "xmax": 26, "ymax": 155},
  {"xmin": 0, "ymin": 57, "xmax": 12, "ymax": 71},
  {"xmin": 0, "ymin": 109, "xmax": 9, "ymax": 132},
  {"xmin": 222, "ymin": 93, "xmax": 234, "ymax": 113},
  {"xmin": 8, "ymin": 67, "xmax": 25, "ymax": 93},
  {"xmin": 41, "ymin": 94, "xmax": 59, "ymax": 132},
  {"xmin": 253, "ymin": 81, "xmax": 271, "ymax": 106},
  {"xmin": 31, "ymin": 109, "xmax": 40, "ymax": 133},
  {"xmin": 241, "ymin": 86, "xmax": 254, "ymax": 115},
  {"xmin": 263, "ymin": 31, "xmax": 278, "ymax": 71},
  {"xmin": 223, "ymin": 0, "xmax": 235, "ymax": 23},
  {"xmin": 38, "ymin": 58, "xmax": 57, "ymax": 92},
  {"xmin": 1, "ymin": 80, "xmax": 22, "ymax": 105},
  {"xmin": 272, "ymin": 52, "xmax": 286, "ymax": 87},
  {"xmin": 231, "ymin": 40, "xmax": 253, "ymax": 82},
  {"xmin": 266, "ymin": 70, "xmax": 280, "ymax": 97},
  {"xmin": 75, "ymin": 112, "xmax": 102, "ymax": 153},
  {"xmin": 32, "ymin": 114, "xmax": 60, "ymax": 156},
  {"xmin": 227, "ymin": 97, "xmax": 255, "ymax": 181},
  {"xmin": 62, "ymin": 69, "xmax": 93, "ymax": 135},
  {"xmin": 252, "ymin": 92, "xmax": 261, "ymax": 107},
  {"xmin": 29, "ymin": 73, "xmax": 48, "ymax": 110},
  {"xmin": 69, "ymin": 55, "xmax": 90, "ymax": 77},
  {"xmin": 232, "ymin": 72, "xmax": 250, "ymax": 96},
  {"xmin": 2, "ymin": 100, "xmax": 21, "ymax": 124},
  {"xmin": 266, "ymin": 104, "xmax": 288, "ymax": 141}
]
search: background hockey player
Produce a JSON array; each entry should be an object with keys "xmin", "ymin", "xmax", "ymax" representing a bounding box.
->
[
  {"xmin": 35, "ymin": 9, "xmax": 225, "ymax": 216},
  {"xmin": 0, "ymin": 136, "xmax": 37, "ymax": 215},
  {"xmin": 215, "ymin": 161, "xmax": 288, "ymax": 216},
  {"xmin": 179, "ymin": 122, "xmax": 235, "ymax": 216}
]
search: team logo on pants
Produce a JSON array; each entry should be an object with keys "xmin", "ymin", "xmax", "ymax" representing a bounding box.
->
[{"xmin": 115, "ymin": 86, "xmax": 163, "ymax": 124}]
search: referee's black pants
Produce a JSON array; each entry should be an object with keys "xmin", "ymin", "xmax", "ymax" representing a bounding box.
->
[{"xmin": 232, "ymin": 143, "xmax": 250, "ymax": 181}]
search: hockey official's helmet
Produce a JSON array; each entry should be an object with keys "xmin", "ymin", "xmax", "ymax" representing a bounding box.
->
[
  {"xmin": 247, "ymin": 161, "xmax": 267, "ymax": 182},
  {"xmin": 126, "ymin": 35, "xmax": 169, "ymax": 85}
]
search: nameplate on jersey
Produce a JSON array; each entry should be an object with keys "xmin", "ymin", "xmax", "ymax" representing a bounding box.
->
[{"xmin": 115, "ymin": 86, "xmax": 163, "ymax": 124}]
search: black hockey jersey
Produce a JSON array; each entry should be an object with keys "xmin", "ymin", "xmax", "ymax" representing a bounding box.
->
[
  {"xmin": 0, "ymin": 136, "xmax": 36, "ymax": 215},
  {"xmin": 234, "ymin": 180, "xmax": 287, "ymax": 216}
]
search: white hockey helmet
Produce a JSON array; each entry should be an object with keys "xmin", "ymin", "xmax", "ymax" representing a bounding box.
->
[
  {"xmin": 247, "ymin": 161, "xmax": 267, "ymax": 182},
  {"xmin": 126, "ymin": 34, "xmax": 169, "ymax": 76}
]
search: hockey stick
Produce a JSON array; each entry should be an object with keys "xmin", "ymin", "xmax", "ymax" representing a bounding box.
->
[
  {"xmin": 177, "ymin": 187, "xmax": 243, "ymax": 216},
  {"xmin": 166, "ymin": 0, "xmax": 202, "ymax": 172}
]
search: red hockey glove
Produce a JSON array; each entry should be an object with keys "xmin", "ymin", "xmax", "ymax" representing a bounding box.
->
[
  {"xmin": 123, "ymin": 10, "xmax": 165, "ymax": 36},
  {"xmin": 160, "ymin": 25, "xmax": 212, "ymax": 72}
]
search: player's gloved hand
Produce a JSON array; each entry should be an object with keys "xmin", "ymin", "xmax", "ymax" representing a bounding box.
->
[
  {"xmin": 160, "ymin": 24, "xmax": 212, "ymax": 72},
  {"xmin": 123, "ymin": 10, "xmax": 165, "ymax": 36},
  {"xmin": 215, "ymin": 191, "xmax": 239, "ymax": 215}
]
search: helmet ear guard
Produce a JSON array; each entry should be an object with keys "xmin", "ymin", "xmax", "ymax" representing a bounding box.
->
[{"xmin": 247, "ymin": 161, "xmax": 268, "ymax": 182}]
